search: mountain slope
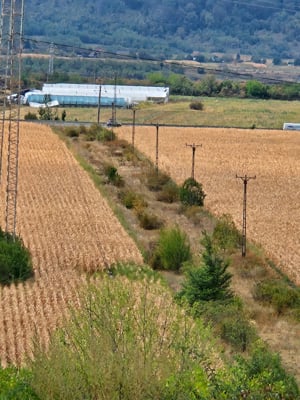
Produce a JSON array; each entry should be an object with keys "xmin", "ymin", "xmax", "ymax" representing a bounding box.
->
[{"xmin": 24, "ymin": 0, "xmax": 300, "ymax": 59}]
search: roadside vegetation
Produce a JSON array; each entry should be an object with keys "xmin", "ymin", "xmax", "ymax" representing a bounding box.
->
[{"xmin": 1, "ymin": 111, "xmax": 299, "ymax": 397}]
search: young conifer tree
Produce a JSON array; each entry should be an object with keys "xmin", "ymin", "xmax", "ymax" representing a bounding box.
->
[{"xmin": 179, "ymin": 233, "xmax": 233, "ymax": 305}]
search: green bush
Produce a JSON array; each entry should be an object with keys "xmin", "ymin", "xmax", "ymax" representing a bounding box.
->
[
  {"xmin": 0, "ymin": 366, "xmax": 38, "ymax": 399},
  {"xmin": 38, "ymin": 106, "xmax": 58, "ymax": 121},
  {"xmin": 103, "ymin": 164, "xmax": 124, "ymax": 187},
  {"xmin": 179, "ymin": 177, "xmax": 206, "ymax": 206},
  {"xmin": 253, "ymin": 280, "xmax": 300, "ymax": 315},
  {"xmin": 30, "ymin": 276, "xmax": 214, "ymax": 400},
  {"xmin": 156, "ymin": 181, "xmax": 179, "ymax": 203},
  {"xmin": 212, "ymin": 213, "xmax": 241, "ymax": 252},
  {"xmin": 24, "ymin": 112, "xmax": 38, "ymax": 120},
  {"xmin": 0, "ymin": 229, "xmax": 33, "ymax": 285},
  {"xmin": 221, "ymin": 317, "xmax": 256, "ymax": 352},
  {"xmin": 213, "ymin": 343, "xmax": 299, "ymax": 399},
  {"xmin": 153, "ymin": 226, "xmax": 191, "ymax": 271},
  {"xmin": 193, "ymin": 299, "xmax": 257, "ymax": 352},
  {"xmin": 189, "ymin": 100, "xmax": 204, "ymax": 110},
  {"xmin": 85, "ymin": 124, "xmax": 116, "ymax": 142}
]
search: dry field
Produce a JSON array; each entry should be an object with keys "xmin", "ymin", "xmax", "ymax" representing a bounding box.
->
[
  {"xmin": 117, "ymin": 126, "xmax": 300, "ymax": 285},
  {"xmin": 0, "ymin": 122, "xmax": 142, "ymax": 365}
]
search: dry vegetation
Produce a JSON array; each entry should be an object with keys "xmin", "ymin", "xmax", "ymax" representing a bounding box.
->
[
  {"xmin": 117, "ymin": 126, "xmax": 300, "ymax": 285},
  {"xmin": 0, "ymin": 122, "xmax": 142, "ymax": 365}
]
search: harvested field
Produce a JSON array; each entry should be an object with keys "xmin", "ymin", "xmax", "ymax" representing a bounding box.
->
[
  {"xmin": 0, "ymin": 122, "xmax": 142, "ymax": 365},
  {"xmin": 117, "ymin": 126, "xmax": 300, "ymax": 285}
]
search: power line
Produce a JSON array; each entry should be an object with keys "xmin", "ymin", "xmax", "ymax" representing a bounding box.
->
[
  {"xmin": 21, "ymin": 38, "xmax": 297, "ymax": 84},
  {"xmin": 21, "ymin": 36, "xmax": 300, "ymax": 85},
  {"xmin": 220, "ymin": 0, "xmax": 300, "ymax": 13}
]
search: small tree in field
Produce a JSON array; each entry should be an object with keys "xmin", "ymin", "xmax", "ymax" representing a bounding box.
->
[{"xmin": 178, "ymin": 233, "xmax": 232, "ymax": 305}]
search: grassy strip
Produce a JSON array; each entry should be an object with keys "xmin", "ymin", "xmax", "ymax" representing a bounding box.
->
[{"xmin": 23, "ymin": 97, "xmax": 300, "ymax": 129}]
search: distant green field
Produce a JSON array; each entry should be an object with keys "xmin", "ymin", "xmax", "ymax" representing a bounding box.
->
[{"xmin": 21, "ymin": 97, "xmax": 300, "ymax": 129}]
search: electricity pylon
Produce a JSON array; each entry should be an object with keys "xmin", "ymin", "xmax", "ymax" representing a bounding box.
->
[{"xmin": 0, "ymin": 0, "xmax": 24, "ymax": 237}]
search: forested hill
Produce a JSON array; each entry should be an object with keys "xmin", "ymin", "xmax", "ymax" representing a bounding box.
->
[{"xmin": 24, "ymin": 0, "xmax": 300, "ymax": 59}]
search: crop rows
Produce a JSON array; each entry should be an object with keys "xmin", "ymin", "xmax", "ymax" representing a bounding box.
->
[
  {"xmin": 117, "ymin": 126, "xmax": 300, "ymax": 285},
  {"xmin": 0, "ymin": 122, "xmax": 142, "ymax": 365}
]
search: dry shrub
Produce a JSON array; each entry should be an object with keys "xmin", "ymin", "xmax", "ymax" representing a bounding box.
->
[
  {"xmin": 156, "ymin": 181, "xmax": 179, "ymax": 203},
  {"xmin": 137, "ymin": 211, "xmax": 163, "ymax": 230},
  {"xmin": 119, "ymin": 189, "xmax": 147, "ymax": 211},
  {"xmin": 189, "ymin": 100, "xmax": 204, "ymax": 110},
  {"xmin": 234, "ymin": 252, "xmax": 268, "ymax": 280},
  {"xmin": 145, "ymin": 169, "xmax": 170, "ymax": 191}
]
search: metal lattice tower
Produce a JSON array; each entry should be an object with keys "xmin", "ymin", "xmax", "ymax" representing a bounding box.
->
[
  {"xmin": 0, "ymin": 0, "xmax": 24, "ymax": 236},
  {"xmin": 48, "ymin": 42, "xmax": 54, "ymax": 76}
]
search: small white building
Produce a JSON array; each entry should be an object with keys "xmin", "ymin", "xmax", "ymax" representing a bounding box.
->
[
  {"xmin": 283, "ymin": 122, "xmax": 300, "ymax": 130},
  {"xmin": 24, "ymin": 83, "xmax": 169, "ymax": 107}
]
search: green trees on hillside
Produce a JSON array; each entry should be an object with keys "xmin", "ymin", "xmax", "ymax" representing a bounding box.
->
[{"xmin": 24, "ymin": 0, "xmax": 300, "ymax": 58}]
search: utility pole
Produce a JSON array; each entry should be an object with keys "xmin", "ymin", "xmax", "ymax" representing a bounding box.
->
[
  {"xmin": 186, "ymin": 143, "xmax": 202, "ymax": 180},
  {"xmin": 132, "ymin": 108, "xmax": 136, "ymax": 151},
  {"xmin": 97, "ymin": 83, "xmax": 102, "ymax": 125},
  {"xmin": 111, "ymin": 73, "xmax": 117, "ymax": 125},
  {"xmin": 155, "ymin": 123, "xmax": 159, "ymax": 171},
  {"xmin": 48, "ymin": 42, "xmax": 54, "ymax": 77},
  {"xmin": 236, "ymin": 174, "xmax": 256, "ymax": 257}
]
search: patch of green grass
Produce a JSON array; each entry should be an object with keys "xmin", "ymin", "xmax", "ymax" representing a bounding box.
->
[
  {"xmin": 253, "ymin": 279, "xmax": 300, "ymax": 316},
  {"xmin": 22, "ymin": 97, "xmax": 300, "ymax": 129}
]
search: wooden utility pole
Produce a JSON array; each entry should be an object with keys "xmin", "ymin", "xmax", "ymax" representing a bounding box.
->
[
  {"xmin": 236, "ymin": 174, "xmax": 256, "ymax": 257},
  {"xmin": 155, "ymin": 124, "xmax": 159, "ymax": 171},
  {"xmin": 97, "ymin": 83, "xmax": 102, "ymax": 125},
  {"xmin": 111, "ymin": 73, "xmax": 117, "ymax": 125},
  {"xmin": 186, "ymin": 143, "xmax": 202, "ymax": 179},
  {"xmin": 132, "ymin": 108, "xmax": 136, "ymax": 151}
]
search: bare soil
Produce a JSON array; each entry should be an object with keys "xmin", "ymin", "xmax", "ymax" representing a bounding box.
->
[{"xmin": 67, "ymin": 133, "xmax": 300, "ymax": 386}]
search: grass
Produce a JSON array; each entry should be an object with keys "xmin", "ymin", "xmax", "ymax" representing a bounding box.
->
[{"xmin": 20, "ymin": 96, "xmax": 300, "ymax": 129}]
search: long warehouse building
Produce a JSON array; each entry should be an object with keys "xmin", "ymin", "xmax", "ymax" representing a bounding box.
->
[{"xmin": 23, "ymin": 83, "xmax": 170, "ymax": 107}]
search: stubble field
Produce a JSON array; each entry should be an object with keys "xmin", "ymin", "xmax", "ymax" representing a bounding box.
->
[
  {"xmin": 117, "ymin": 126, "xmax": 300, "ymax": 285},
  {"xmin": 0, "ymin": 122, "xmax": 142, "ymax": 365}
]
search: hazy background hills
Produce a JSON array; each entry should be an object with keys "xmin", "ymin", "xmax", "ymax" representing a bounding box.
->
[{"xmin": 24, "ymin": 0, "xmax": 300, "ymax": 60}]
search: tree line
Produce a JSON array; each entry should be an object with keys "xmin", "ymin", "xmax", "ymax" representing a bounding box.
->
[{"xmin": 148, "ymin": 72, "xmax": 300, "ymax": 101}]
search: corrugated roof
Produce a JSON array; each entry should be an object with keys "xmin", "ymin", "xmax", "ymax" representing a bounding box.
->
[{"xmin": 24, "ymin": 83, "xmax": 169, "ymax": 107}]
